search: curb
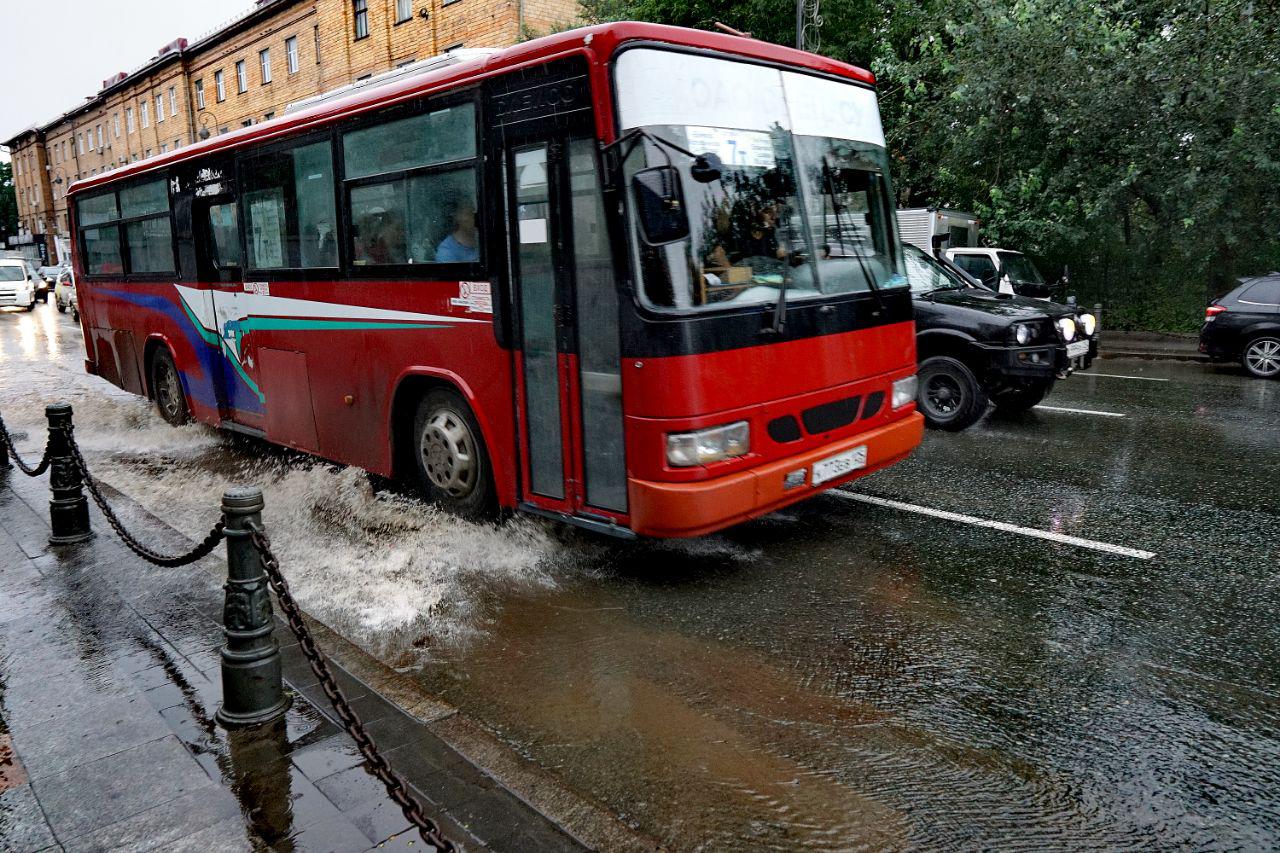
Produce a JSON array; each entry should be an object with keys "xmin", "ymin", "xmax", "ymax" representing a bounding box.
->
[{"xmin": 1100, "ymin": 349, "xmax": 1210, "ymax": 363}]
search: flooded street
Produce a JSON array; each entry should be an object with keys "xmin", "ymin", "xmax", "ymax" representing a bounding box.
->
[{"xmin": 3, "ymin": 303, "xmax": 1279, "ymax": 850}]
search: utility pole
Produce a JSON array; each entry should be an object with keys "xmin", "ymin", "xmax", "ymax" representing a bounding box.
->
[{"xmin": 796, "ymin": 0, "xmax": 822, "ymax": 52}]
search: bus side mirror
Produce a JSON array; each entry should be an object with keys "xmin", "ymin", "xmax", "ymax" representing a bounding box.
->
[{"xmin": 632, "ymin": 166, "xmax": 689, "ymax": 246}]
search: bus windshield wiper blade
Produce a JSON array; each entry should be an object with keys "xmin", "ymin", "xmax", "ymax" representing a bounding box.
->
[{"xmin": 822, "ymin": 157, "xmax": 885, "ymax": 315}]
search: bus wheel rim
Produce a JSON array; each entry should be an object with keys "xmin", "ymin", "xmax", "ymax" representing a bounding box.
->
[
  {"xmin": 421, "ymin": 409, "xmax": 476, "ymax": 498},
  {"xmin": 158, "ymin": 362, "xmax": 181, "ymax": 418},
  {"xmin": 1246, "ymin": 339, "xmax": 1280, "ymax": 376}
]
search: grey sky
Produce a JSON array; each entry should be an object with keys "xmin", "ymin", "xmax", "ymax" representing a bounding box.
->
[{"xmin": 0, "ymin": 0, "xmax": 252, "ymax": 156}]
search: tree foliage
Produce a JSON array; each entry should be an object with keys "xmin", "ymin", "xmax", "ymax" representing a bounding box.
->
[
  {"xmin": 0, "ymin": 161, "xmax": 16, "ymax": 246},
  {"xmin": 579, "ymin": 0, "xmax": 1280, "ymax": 329}
]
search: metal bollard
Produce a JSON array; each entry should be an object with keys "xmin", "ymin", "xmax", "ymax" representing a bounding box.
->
[
  {"xmin": 216, "ymin": 486, "xmax": 290, "ymax": 728},
  {"xmin": 46, "ymin": 403, "xmax": 93, "ymax": 546}
]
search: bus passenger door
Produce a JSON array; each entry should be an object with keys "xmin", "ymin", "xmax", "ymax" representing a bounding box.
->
[
  {"xmin": 506, "ymin": 138, "xmax": 628, "ymax": 520},
  {"xmin": 192, "ymin": 194, "xmax": 254, "ymax": 425}
]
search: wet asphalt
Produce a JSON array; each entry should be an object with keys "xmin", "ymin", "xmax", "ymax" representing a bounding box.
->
[{"xmin": 2, "ymin": 303, "xmax": 1278, "ymax": 850}]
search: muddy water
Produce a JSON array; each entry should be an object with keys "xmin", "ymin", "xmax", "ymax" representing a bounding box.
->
[{"xmin": 4, "ymin": 306, "xmax": 1279, "ymax": 849}]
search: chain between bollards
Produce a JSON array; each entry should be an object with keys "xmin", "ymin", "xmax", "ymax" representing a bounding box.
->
[
  {"xmin": 247, "ymin": 524, "xmax": 458, "ymax": 852},
  {"xmin": 0, "ymin": 412, "xmax": 53, "ymax": 477}
]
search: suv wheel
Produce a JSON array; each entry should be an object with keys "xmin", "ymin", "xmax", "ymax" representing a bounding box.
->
[
  {"xmin": 918, "ymin": 356, "xmax": 989, "ymax": 431},
  {"xmin": 1242, "ymin": 336, "xmax": 1280, "ymax": 379}
]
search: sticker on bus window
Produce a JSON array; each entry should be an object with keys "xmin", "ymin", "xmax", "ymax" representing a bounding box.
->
[
  {"xmin": 685, "ymin": 126, "xmax": 776, "ymax": 168},
  {"xmin": 450, "ymin": 281, "xmax": 492, "ymax": 314}
]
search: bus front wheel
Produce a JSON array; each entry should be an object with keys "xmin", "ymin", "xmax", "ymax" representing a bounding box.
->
[
  {"xmin": 412, "ymin": 389, "xmax": 496, "ymax": 519},
  {"xmin": 151, "ymin": 348, "xmax": 191, "ymax": 426}
]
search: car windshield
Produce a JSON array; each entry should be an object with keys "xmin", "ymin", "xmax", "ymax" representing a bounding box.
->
[
  {"xmin": 903, "ymin": 244, "xmax": 966, "ymax": 293},
  {"xmin": 615, "ymin": 49, "xmax": 906, "ymax": 313},
  {"xmin": 998, "ymin": 252, "xmax": 1045, "ymax": 284},
  {"xmin": 0, "ymin": 266, "xmax": 25, "ymax": 282}
]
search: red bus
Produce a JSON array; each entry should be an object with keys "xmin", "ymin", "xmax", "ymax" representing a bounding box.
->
[{"xmin": 69, "ymin": 22, "xmax": 923, "ymax": 538}]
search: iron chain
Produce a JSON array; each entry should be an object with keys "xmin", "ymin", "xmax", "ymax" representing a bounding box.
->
[
  {"xmin": 0, "ymin": 414, "xmax": 53, "ymax": 477},
  {"xmin": 248, "ymin": 527, "xmax": 457, "ymax": 852},
  {"xmin": 59, "ymin": 424, "xmax": 226, "ymax": 567}
]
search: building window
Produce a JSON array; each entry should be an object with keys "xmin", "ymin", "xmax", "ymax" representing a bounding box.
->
[
  {"xmin": 353, "ymin": 0, "xmax": 369, "ymax": 39},
  {"xmin": 156, "ymin": 95, "xmax": 165, "ymax": 123},
  {"xmin": 314, "ymin": 24, "xmax": 321, "ymax": 64},
  {"xmin": 126, "ymin": 107, "xmax": 135, "ymax": 133},
  {"xmin": 114, "ymin": 114, "xmax": 121, "ymax": 138},
  {"xmin": 236, "ymin": 60, "xmax": 248, "ymax": 93},
  {"xmin": 86, "ymin": 132, "xmax": 93, "ymax": 153},
  {"xmin": 241, "ymin": 139, "xmax": 338, "ymax": 269},
  {"xmin": 259, "ymin": 49, "xmax": 272, "ymax": 84},
  {"xmin": 141, "ymin": 101, "xmax": 150, "ymax": 128},
  {"xmin": 264, "ymin": 111, "xmax": 275, "ymax": 120},
  {"xmin": 195, "ymin": 79, "xmax": 206, "ymax": 109},
  {"xmin": 215, "ymin": 70, "xmax": 226, "ymax": 102},
  {"xmin": 286, "ymin": 36, "xmax": 299, "ymax": 74},
  {"xmin": 160, "ymin": 143, "xmax": 168, "ymax": 153},
  {"xmin": 169, "ymin": 86, "xmax": 178, "ymax": 116},
  {"xmin": 97, "ymin": 125, "xmax": 104, "ymax": 148},
  {"xmin": 396, "ymin": 0, "xmax": 412, "ymax": 22}
]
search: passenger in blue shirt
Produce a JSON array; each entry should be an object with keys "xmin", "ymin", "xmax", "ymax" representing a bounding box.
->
[{"xmin": 436, "ymin": 199, "xmax": 480, "ymax": 263}]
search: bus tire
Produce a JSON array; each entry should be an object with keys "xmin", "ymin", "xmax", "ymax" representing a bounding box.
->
[
  {"xmin": 412, "ymin": 389, "xmax": 496, "ymax": 518},
  {"xmin": 991, "ymin": 378, "xmax": 1054, "ymax": 412},
  {"xmin": 151, "ymin": 348, "xmax": 191, "ymax": 426},
  {"xmin": 918, "ymin": 356, "xmax": 988, "ymax": 431}
]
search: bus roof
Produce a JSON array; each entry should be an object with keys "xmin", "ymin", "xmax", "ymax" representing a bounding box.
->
[{"xmin": 67, "ymin": 21, "xmax": 876, "ymax": 199}]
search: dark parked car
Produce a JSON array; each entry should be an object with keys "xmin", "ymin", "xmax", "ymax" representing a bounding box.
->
[
  {"xmin": 904, "ymin": 244, "xmax": 1099, "ymax": 430},
  {"xmin": 1200, "ymin": 273, "xmax": 1280, "ymax": 379}
]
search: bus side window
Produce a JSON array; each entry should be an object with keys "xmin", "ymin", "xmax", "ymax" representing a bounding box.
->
[
  {"xmin": 207, "ymin": 203, "xmax": 242, "ymax": 270},
  {"xmin": 240, "ymin": 138, "xmax": 338, "ymax": 271},
  {"xmin": 340, "ymin": 101, "xmax": 481, "ymax": 269}
]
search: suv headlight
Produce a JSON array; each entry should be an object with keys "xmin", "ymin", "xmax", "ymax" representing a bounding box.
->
[
  {"xmin": 1013, "ymin": 322, "xmax": 1038, "ymax": 345},
  {"xmin": 1057, "ymin": 317, "xmax": 1076, "ymax": 342},
  {"xmin": 666, "ymin": 421, "xmax": 750, "ymax": 467},
  {"xmin": 892, "ymin": 375, "xmax": 917, "ymax": 409},
  {"xmin": 1079, "ymin": 312, "xmax": 1097, "ymax": 337}
]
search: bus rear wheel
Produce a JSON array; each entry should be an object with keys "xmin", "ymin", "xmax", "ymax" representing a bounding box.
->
[
  {"xmin": 412, "ymin": 389, "xmax": 496, "ymax": 519},
  {"xmin": 151, "ymin": 348, "xmax": 191, "ymax": 426}
]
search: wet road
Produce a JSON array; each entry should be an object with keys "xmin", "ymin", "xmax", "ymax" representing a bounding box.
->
[{"xmin": 3, "ymin": 303, "xmax": 1278, "ymax": 850}]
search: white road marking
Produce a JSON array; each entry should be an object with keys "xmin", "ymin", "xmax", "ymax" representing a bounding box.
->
[
  {"xmin": 1034, "ymin": 405, "xmax": 1126, "ymax": 417},
  {"xmin": 831, "ymin": 491, "xmax": 1157, "ymax": 560},
  {"xmin": 1085, "ymin": 372, "xmax": 1171, "ymax": 382}
]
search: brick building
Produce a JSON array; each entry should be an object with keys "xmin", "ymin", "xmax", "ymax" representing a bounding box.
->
[{"xmin": 3, "ymin": 0, "xmax": 577, "ymax": 264}]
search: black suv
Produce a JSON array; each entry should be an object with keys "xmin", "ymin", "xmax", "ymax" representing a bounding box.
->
[
  {"xmin": 1199, "ymin": 273, "xmax": 1280, "ymax": 379},
  {"xmin": 903, "ymin": 244, "xmax": 1099, "ymax": 430}
]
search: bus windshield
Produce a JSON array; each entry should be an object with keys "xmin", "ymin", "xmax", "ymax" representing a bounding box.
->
[{"xmin": 615, "ymin": 49, "xmax": 906, "ymax": 313}]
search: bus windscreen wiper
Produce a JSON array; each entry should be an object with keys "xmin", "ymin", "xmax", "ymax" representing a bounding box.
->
[{"xmin": 822, "ymin": 157, "xmax": 885, "ymax": 315}]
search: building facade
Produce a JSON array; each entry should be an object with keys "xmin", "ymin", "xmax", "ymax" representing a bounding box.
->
[{"xmin": 4, "ymin": 0, "xmax": 577, "ymax": 264}]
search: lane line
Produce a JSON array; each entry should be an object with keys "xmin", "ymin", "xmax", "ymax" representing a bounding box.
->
[
  {"xmin": 830, "ymin": 491, "xmax": 1157, "ymax": 560},
  {"xmin": 1034, "ymin": 405, "xmax": 1126, "ymax": 417},
  {"xmin": 1084, "ymin": 372, "xmax": 1171, "ymax": 382}
]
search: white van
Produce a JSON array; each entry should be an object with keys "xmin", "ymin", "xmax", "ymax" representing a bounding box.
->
[
  {"xmin": 0, "ymin": 258, "xmax": 40, "ymax": 311},
  {"xmin": 945, "ymin": 247, "xmax": 1062, "ymax": 299}
]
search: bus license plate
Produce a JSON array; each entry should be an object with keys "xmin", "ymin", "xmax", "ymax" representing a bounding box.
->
[
  {"xmin": 812, "ymin": 445, "xmax": 867, "ymax": 485},
  {"xmin": 1067, "ymin": 340, "xmax": 1089, "ymax": 358}
]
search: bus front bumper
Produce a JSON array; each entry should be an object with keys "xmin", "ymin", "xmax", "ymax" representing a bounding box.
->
[{"xmin": 627, "ymin": 412, "xmax": 924, "ymax": 538}]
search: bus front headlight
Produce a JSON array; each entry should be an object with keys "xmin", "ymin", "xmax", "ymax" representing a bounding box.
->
[
  {"xmin": 892, "ymin": 375, "xmax": 917, "ymax": 410},
  {"xmin": 666, "ymin": 421, "xmax": 750, "ymax": 467}
]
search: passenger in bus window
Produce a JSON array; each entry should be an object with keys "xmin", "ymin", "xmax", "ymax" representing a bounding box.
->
[{"xmin": 435, "ymin": 198, "xmax": 479, "ymax": 263}]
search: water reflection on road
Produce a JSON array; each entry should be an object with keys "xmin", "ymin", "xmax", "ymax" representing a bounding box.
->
[{"xmin": 3, "ymin": 305, "xmax": 1278, "ymax": 849}]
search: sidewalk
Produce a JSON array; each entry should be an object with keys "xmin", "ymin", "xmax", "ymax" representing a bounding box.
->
[
  {"xmin": 0, "ymin": 464, "xmax": 581, "ymax": 852},
  {"xmin": 1099, "ymin": 330, "xmax": 1208, "ymax": 362}
]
